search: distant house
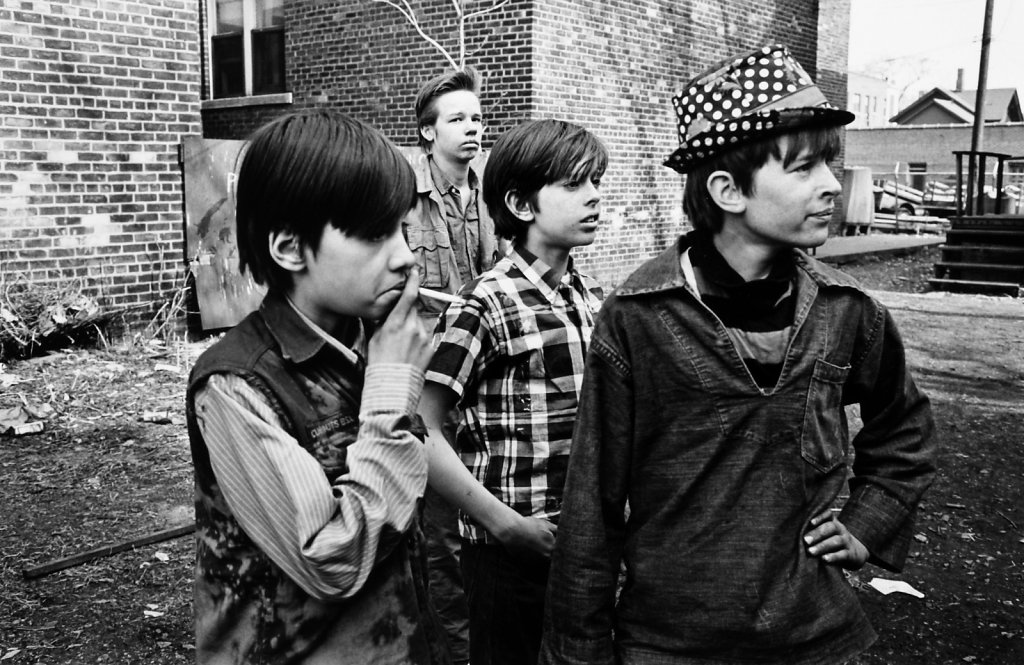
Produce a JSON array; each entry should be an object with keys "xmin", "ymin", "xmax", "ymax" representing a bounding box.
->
[
  {"xmin": 889, "ymin": 86, "xmax": 1023, "ymax": 125},
  {"xmin": 846, "ymin": 71, "xmax": 897, "ymax": 128}
]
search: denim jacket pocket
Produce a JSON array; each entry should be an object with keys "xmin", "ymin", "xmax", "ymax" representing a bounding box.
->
[
  {"xmin": 405, "ymin": 218, "xmax": 452, "ymax": 289},
  {"xmin": 801, "ymin": 358, "xmax": 851, "ymax": 474}
]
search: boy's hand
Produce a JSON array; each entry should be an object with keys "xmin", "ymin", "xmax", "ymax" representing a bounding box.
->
[
  {"xmin": 804, "ymin": 510, "xmax": 869, "ymax": 570},
  {"xmin": 495, "ymin": 515, "xmax": 558, "ymax": 559},
  {"xmin": 368, "ymin": 267, "xmax": 433, "ymax": 371}
]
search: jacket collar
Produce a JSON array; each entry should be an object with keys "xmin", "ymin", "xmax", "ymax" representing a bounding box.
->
[
  {"xmin": 410, "ymin": 149, "xmax": 479, "ymax": 197},
  {"xmin": 615, "ymin": 231, "xmax": 868, "ymax": 298},
  {"xmin": 259, "ymin": 292, "xmax": 364, "ymax": 365}
]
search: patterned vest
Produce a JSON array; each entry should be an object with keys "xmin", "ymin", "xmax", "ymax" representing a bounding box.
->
[{"xmin": 185, "ymin": 295, "xmax": 449, "ymax": 664}]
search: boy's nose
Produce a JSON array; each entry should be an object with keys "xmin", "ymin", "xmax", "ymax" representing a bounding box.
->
[
  {"xmin": 391, "ymin": 233, "xmax": 416, "ymax": 270},
  {"xmin": 819, "ymin": 165, "xmax": 841, "ymax": 197}
]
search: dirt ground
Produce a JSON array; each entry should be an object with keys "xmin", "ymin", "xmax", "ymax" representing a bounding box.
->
[{"xmin": 1, "ymin": 245, "xmax": 1022, "ymax": 664}]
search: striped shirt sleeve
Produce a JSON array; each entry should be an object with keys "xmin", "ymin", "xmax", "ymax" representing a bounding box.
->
[{"xmin": 193, "ymin": 363, "xmax": 428, "ymax": 601}]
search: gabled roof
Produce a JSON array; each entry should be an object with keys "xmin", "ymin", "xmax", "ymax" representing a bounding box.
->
[
  {"xmin": 953, "ymin": 88, "xmax": 1023, "ymax": 122},
  {"xmin": 890, "ymin": 86, "xmax": 1023, "ymax": 125}
]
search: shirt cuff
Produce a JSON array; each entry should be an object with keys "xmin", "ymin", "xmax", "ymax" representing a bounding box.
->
[
  {"xmin": 361, "ymin": 363, "xmax": 425, "ymax": 417},
  {"xmin": 840, "ymin": 483, "xmax": 915, "ymax": 571}
]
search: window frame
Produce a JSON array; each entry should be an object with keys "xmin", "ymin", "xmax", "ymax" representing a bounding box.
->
[{"xmin": 206, "ymin": 0, "xmax": 286, "ymax": 100}]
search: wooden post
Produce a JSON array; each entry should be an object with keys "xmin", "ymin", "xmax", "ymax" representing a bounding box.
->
[{"xmin": 970, "ymin": 0, "xmax": 995, "ymax": 155}]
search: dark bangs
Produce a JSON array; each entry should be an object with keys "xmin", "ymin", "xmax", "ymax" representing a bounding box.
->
[
  {"xmin": 239, "ymin": 110, "xmax": 416, "ymax": 247},
  {"xmin": 544, "ymin": 127, "xmax": 609, "ymax": 184},
  {"xmin": 773, "ymin": 125, "xmax": 842, "ymax": 168}
]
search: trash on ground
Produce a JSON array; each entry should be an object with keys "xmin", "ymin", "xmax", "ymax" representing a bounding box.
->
[{"xmin": 868, "ymin": 577, "xmax": 925, "ymax": 598}]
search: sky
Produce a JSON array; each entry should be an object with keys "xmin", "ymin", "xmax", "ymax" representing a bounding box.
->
[{"xmin": 848, "ymin": 0, "xmax": 1023, "ymax": 108}]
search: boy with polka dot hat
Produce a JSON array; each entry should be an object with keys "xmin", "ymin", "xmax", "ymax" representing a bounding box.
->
[{"xmin": 540, "ymin": 44, "xmax": 936, "ymax": 665}]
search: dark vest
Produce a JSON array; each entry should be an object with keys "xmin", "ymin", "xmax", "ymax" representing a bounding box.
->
[{"xmin": 186, "ymin": 295, "xmax": 449, "ymax": 664}]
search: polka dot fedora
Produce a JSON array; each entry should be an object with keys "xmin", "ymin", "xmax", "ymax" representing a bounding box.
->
[{"xmin": 664, "ymin": 44, "xmax": 854, "ymax": 174}]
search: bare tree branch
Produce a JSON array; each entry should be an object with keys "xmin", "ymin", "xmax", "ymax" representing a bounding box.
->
[
  {"xmin": 464, "ymin": 0, "xmax": 509, "ymax": 20},
  {"xmin": 371, "ymin": 0, "xmax": 510, "ymax": 71},
  {"xmin": 371, "ymin": 0, "xmax": 459, "ymax": 70}
]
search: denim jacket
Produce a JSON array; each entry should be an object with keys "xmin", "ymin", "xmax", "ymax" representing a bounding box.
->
[
  {"xmin": 403, "ymin": 149, "xmax": 500, "ymax": 318},
  {"xmin": 541, "ymin": 234, "xmax": 936, "ymax": 665}
]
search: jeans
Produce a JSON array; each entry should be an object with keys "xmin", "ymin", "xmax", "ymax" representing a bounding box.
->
[
  {"xmin": 423, "ymin": 486, "xmax": 470, "ymax": 664},
  {"xmin": 423, "ymin": 402, "xmax": 471, "ymax": 665},
  {"xmin": 461, "ymin": 541, "xmax": 550, "ymax": 665}
]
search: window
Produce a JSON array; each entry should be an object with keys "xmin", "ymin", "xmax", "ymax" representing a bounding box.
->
[
  {"xmin": 909, "ymin": 162, "xmax": 927, "ymax": 193},
  {"xmin": 209, "ymin": 0, "xmax": 285, "ymax": 99}
]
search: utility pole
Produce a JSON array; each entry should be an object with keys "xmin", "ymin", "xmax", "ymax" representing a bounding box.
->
[{"xmin": 970, "ymin": 0, "xmax": 995, "ymax": 153}]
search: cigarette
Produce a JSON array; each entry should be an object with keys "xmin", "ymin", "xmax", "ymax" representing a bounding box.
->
[{"xmin": 418, "ymin": 287, "xmax": 462, "ymax": 304}]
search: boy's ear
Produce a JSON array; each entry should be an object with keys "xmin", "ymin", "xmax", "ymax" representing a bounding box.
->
[
  {"xmin": 268, "ymin": 230, "xmax": 306, "ymax": 274},
  {"xmin": 504, "ymin": 190, "xmax": 535, "ymax": 222},
  {"xmin": 419, "ymin": 124, "xmax": 435, "ymax": 144},
  {"xmin": 706, "ymin": 170, "xmax": 747, "ymax": 215}
]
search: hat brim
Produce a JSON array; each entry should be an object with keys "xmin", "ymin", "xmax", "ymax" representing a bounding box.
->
[{"xmin": 664, "ymin": 106, "xmax": 855, "ymax": 174}]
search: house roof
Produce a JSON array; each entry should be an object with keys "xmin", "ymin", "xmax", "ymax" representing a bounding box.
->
[
  {"xmin": 890, "ymin": 86, "xmax": 1023, "ymax": 125},
  {"xmin": 954, "ymin": 88, "xmax": 1023, "ymax": 122}
]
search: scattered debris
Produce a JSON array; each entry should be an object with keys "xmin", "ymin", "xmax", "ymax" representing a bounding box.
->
[{"xmin": 868, "ymin": 578, "xmax": 925, "ymax": 599}]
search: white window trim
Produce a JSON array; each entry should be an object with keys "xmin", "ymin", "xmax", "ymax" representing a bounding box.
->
[
  {"xmin": 202, "ymin": 92, "xmax": 293, "ymax": 110},
  {"xmin": 207, "ymin": 0, "xmax": 286, "ymax": 100}
]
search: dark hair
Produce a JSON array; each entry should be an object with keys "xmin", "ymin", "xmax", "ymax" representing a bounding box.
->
[
  {"xmin": 235, "ymin": 109, "xmax": 417, "ymax": 293},
  {"xmin": 483, "ymin": 119, "xmax": 608, "ymax": 244},
  {"xmin": 414, "ymin": 67, "xmax": 480, "ymax": 149},
  {"xmin": 682, "ymin": 124, "xmax": 842, "ymax": 234}
]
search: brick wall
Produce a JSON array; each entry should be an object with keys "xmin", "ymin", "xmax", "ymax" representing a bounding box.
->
[
  {"xmin": 846, "ymin": 123, "xmax": 1024, "ymax": 180},
  {"xmin": 529, "ymin": 0, "xmax": 841, "ymax": 287},
  {"xmin": 0, "ymin": 0, "xmax": 202, "ymax": 319},
  {"xmin": 0, "ymin": 0, "xmax": 847, "ymax": 337},
  {"xmin": 202, "ymin": 0, "xmax": 533, "ymax": 143},
  {"xmin": 201, "ymin": 1, "xmax": 847, "ymax": 291}
]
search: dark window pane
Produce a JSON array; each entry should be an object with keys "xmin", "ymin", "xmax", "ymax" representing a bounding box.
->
[
  {"xmin": 212, "ymin": 33, "xmax": 245, "ymax": 98},
  {"xmin": 252, "ymin": 27, "xmax": 285, "ymax": 95}
]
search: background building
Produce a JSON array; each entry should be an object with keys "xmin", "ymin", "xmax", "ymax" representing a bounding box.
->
[
  {"xmin": 846, "ymin": 71, "xmax": 895, "ymax": 128},
  {"xmin": 1, "ymin": 0, "xmax": 852, "ymax": 334}
]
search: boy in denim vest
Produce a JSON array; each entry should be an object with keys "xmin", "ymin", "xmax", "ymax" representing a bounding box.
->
[
  {"xmin": 186, "ymin": 110, "xmax": 448, "ymax": 664},
  {"xmin": 405, "ymin": 66, "xmax": 500, "ymax": 665},
  {"xmin": 541, "ymin": 45, "xmax": 937, "ymax": 665},
  {"xmin": 419, "ymin": 119, "xmax": 608, "ymax": 665}
]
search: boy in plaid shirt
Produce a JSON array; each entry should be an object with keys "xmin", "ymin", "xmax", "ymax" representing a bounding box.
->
[{"xmin": 418, "ymin": 119, "xmax": 608, "ymax": 665}]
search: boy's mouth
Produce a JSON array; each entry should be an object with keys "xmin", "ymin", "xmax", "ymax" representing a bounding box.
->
[{"xmin": 580, "ymin": 214, "xmax": 600, "ymax": 228}]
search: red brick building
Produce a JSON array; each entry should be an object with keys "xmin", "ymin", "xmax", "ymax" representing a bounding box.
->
[{"xmin": 1, "ymin": 0, "xmax": 850, "ymax": 331}]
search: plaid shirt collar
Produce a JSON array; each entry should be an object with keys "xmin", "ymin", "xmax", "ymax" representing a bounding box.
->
[{"xmin": 507, "ymin": 244, "xmax": 583, "ymax": 301}]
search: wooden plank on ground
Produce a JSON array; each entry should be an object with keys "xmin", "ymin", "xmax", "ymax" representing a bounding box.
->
[{"xmin": 22, "ymin": 523, "xmax": 196, "ymax": 579}]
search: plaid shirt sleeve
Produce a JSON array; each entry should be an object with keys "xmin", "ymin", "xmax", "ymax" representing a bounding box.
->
[{"xmin": 425, "ymin": 289, "xmax": 500, "ymax": 403}]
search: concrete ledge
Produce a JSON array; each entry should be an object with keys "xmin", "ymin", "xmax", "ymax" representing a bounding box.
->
[{"xmin": 812, "ymin": 234, "xmax": 945, "ymax": 264}]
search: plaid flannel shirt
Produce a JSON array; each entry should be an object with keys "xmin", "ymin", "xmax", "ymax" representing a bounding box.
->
[{"xmin": 425, "ymin": 246, "xmax": 604, "ymax": 544}]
